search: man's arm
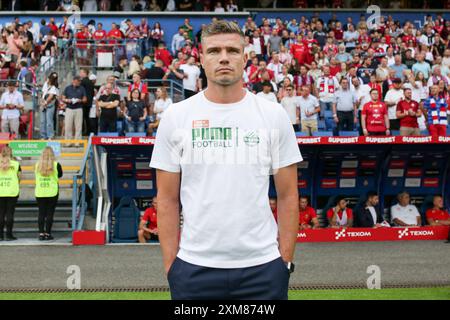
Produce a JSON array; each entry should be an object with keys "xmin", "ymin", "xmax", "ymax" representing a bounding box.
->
[
  {"xmin": 273, "ymin": 163, "xmax": 299, "ymax": 263},
  {"xmin": 155, "ymin": 170, "xmax": 181, "ymax": 275},
  {"xmin": 393, "ymin": 218, "xmax": 410, "ymax": 226}
]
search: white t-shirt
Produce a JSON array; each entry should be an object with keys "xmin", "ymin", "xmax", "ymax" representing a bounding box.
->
[
  {"xmin": 391, "ymin": 204, "xmax": 420, "ymax": 226},
  {"xmin": 150, "ymin": 90, "xmax": 303, "ymax": 268},
  {"xmin": 384, "ymin": 89, "xmax": 404, "ymax": 119},
  {"xmin": 180, "ymin": 64, "xmax": 200, "ymax": 92},
  {"xmin": 256, "ymin": 91, "xmax": 277, "ymax": 103},
  {"xmin": 298, "ymin": 94, "xmax": 319, "ymax": 120},
  {"xmin": 352, "ymin": 84, "xmax": 371, "ymax": 111},
  {"xmin": 153, "ymin": 97, "xmax": 172, "ymax": 120},
  {"xmin": 281, "ymin": 96, "xmax": 300, "ymax": 124}
]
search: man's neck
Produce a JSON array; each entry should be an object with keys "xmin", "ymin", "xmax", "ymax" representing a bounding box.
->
[{"xmin": 204, "ymin": 82, "xmax": 246, "ymax": 104}]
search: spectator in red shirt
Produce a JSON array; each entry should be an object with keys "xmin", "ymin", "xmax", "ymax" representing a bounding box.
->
[
  {"xmin": 361, "ymin": 89, "xmax": 390, "ymax": 136},
  {"xmin": 290, "ymin": 35, "xmax": 309, "ymax": 65},
  {"xmin": 92, "ymin": 22, "xmax": 107, "ymax": 53},
  {"xmin": 269, "ymin": 197, "xmax": 277, "ymax": 222},
  {"xmin": 426, "ymin": 195, "xmax": 450, "ymax": 226},
  {"xmin": 155, "ymin": 42, "xmax": 173, "ymax": 68},
  {"xmin": 299, "ymin": 196, "xmax": 319, "ymax": 230},
  {"xmin": 138, "ymin": 197, "xmax": 158, "ymax": 243},
  {"xmin": 128, "ymin": 73, "xmax": 148, "ymax": 101},
  {"xmin": 396, "ymin": 88, "xmax": 422, "ymax": 136},
  {"xmin": 327, "ymin": 196, "xmax": 353, "ymax": 228}
]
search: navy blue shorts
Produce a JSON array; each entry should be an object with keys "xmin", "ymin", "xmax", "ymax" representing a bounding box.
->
[{"xmin": 167, "ymin": 256, "xmax": 290, "ymax": 300}]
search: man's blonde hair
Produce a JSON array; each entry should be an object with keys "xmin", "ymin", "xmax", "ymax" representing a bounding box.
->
[{"xmin": 201, "ymin": 20, "xmax": 245, "ymax": 47}]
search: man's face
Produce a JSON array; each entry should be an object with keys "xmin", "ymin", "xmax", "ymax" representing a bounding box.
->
[
  {"xmin": 394, "ymin": 82, "xmax": 402, "ymax": 90},
  {"xmin": 201, "ymin": 33, "xmax": 245, "ymax": 87},
  {"xmin": 433, "ymin": 196, "xmax": 443, "ymax": 208},
  {"xmin": 302, "ymin": 86, "xmax": 310, "ymax": 97},
  {"xmin": 286, "ymin": 86, "xmax": 294, "ymax": 96},
  {"xmin": 341, "ymin": 79, "xmax": 349, "ymax": 90},
  {"xmin": 370, "ymin": 90, "xmax": 379, "ymax": 101},
  {"xmin": 352, "ymin": 78, "xmax": 360, "ymax": 88},
  {"xmin": 7, "ymin": 85, "xmax": 15, "ymax": 93},
  {"xmin": 299, "ymin": 198, "xmax": 308, "ymax": 210},
  {"xmin": 263, "ymin": 84, "xmax": 271, "ymax": 93},
  {"xmin": 404, "ymin": 89, "xmax": 412, "ymax": 100},
  {"xmin": 133, "ymin": 74, "xmax": 140, "ymax": 83},
  {"xmin": 399, "ymin": 194, "xmax": 410, "ymax": 207},
  {"xmin": 323, "ymin": 66, "xmax": 330, "ymax": 76},
  {"xmin": 338, "ymin": 199, "xmax": 348, "ymax": 210},
  {"xmin": 368, "ymin": 195, "xmax": 379, "ymax": 207},
  {"xmin": 431, "ymin": 85, "xmax": 439, "ymax": 96},
  {"xmin": 73, "ymin": 79, "xmax": 80, "ymax": 87}
]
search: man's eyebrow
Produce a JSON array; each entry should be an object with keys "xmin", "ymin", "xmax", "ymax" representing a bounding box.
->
[{"xmin": 206, "ymin": 46, "xmax": 241, "ymax": 52}]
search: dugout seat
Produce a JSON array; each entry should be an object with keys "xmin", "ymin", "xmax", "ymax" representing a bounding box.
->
[
  {"xmin": 112, "ymin": 196, "xmax": 140, "ymax": 243},
  {"xmin": 420, "ymin": 195, "xmax": 435, "ymax": 226}
]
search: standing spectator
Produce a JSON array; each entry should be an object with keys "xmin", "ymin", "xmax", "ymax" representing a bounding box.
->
[
  {"xmin": 327, "ymin": 196, "xmax": 353, "ymax": 228},
  {"xmin": 391, "ymin": 54, "xmax": 408, "ymax": 80},
  {"xmin": 343, "ymin": 24, "xmax": 358, "ymax": 52},
  {"xmin": 40, "ymin": 73, "xmax": 59, "ymax": 140},
  {"xmin": 154, "ymin": 42, "xmax": 173, "ymax": 68},
  {"xmin": 332, "ymin": 78, "xmax": 358, "ymax": 134},
  {"xmin": 180, "ymin": 56, "xmax": 201, "ymax": 98},
  {"xmin": 125, "ymin": 88, "xmax": 147, "ymax": 133},
  {"xmin": 148, "ymin": 86, "xmax": 172, "ymax": 136},
  {"xmin": 422, "ymin": 85, "xmax": 449, "ymax": 139},
  {"xmin": 361, "ymin": 89, "xmax": 390, "ymax": 136},
  {"xmin": 280, "ymin": 84, "xmax": 300, "ymax": 131},
  {"xmin": 83, "ymin": 0, "xmax": 98, "ymax": 11},
  {"xmin": 298, "ymin": 196, "xmax": 319, "ymax": 230},
  {"xmin": 35, "ymin": 147, "xmax": 63, "ymax": 241},
  {"xmin": 256, "ymin": 82, "xmax": 277, "ymax": 103},
  {"xmin": 80, "ymin": 69, "xmax": 95, "ymax": 135},
  {"xmin": 412, "ymin": 53, "xmax": 431, "ymax": 79},
  {"xmin": 298, "ymin": 85, "xmax": 320, "ymax": 136},
  {"xmin": 128, "ymin": 73, "xmax": 148, "ymax": 101},
  {"xmin": 0, "ymin": 82, "xmax": 24, "ymax": 138},
  {"xmin": 113, "ymin": 56, "xmax": 128, "ymax": 80},
  {"xmin": 98, "ymin": 83, "xmax": 120, "ymax": 133},
  {"xmin": 61, "ymin": 76, "xmax": 87, "ymax": 141},
  {"xmin": 267, "ymin": 29, "xmax": 282, "ymax": 55},
  {"xmin": 267, "ymin": 52, "xmax": 283, "ymax": 82},
  {"xmin": 179, "ymin": 18, "xmax": 194, "ymax": 41},
  {"xmin": 426, "ymin": 195, "xmax": 450, "ymax": 226},
  {"xmin": 144, "ymin": 59, "xmax": 166, "ymax": 87},
  {"xmin": 317, "ymin": 65, "xmax": 339, "ymax": 130},
  {"xmin": 354, "ymin": 191, "xmax": 385, "ymax": 228},
  {"xmin": 0, "ymin": 146, "xmax": 20, "ymax": 241},
  {"xmin": 391, "ymin": 191, "xmax": 421, "ymax": 226},
  {"xmin": 138, "ymin": 196, "xmax": 158, "ymax": 243},
  {"xmin": 384, "ymin": 78, "xmax": 404, "ymax": 130},
  {"xmin": 396, "ymin": 88, "xmax": 422, "ymax": 136},
  {"xmin": 171, "ymin": 28, "xmax": 185, "ymax": 55},
  {"xmin": 150, "ymin": 22, "xmax": 164, "ymax": 49}
]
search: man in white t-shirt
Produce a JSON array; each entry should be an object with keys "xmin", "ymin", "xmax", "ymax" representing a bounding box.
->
[
  {"xmin": 390, "ymin": 191, "xmax": 421, "ymax": 226},
  {"xmin": 150, "ymin": 20, "xmax": 302, "ymax": 300},
  {"xmin": 0, "ymin": 82, "xmax": 24, "ymax": 138},
  {"xmin": 298, "ymin": 85, "xmax": 320, "ymax": 136},
  {"xmin": 256, "ymin": 81, "xmax": 278, "ymax": 103},
  {"xmin": 180, "ymin": 56, "xmax": 201, "ymax": 98},
  {"xmin": 383, "ymin": 78, "xmax": 404, "ymax": 131},
  {"xmin": 280, "ymin": 84, "xmax": 300, "ymax": 131}
]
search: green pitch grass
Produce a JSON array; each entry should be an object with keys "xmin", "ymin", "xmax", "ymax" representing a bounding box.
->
[{"xmin": 0, "ymin": 287, "xmax": 449, "ymax": 300}]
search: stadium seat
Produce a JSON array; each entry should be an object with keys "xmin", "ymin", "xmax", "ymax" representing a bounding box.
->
[
  {"xmin": 421, "ymin": 129, "xmax": 430, "ymax": 136},
  {"xmin": 125, "ymin": 132, "xmax": 147, "ymax": 137},
  {"xmin": 312, "ymin": 131, "xmax": 333, "ymax": 137},
  {"xmin": 296, "ymin": 132, "xmax": 308, "ymax": 137},
  {"xmin": 318, "ymin": 120, "xmax": 326, "ymax": 131},
  {"xmin": 98, "ymin": 132, "xmax": 119, "ymax": 137},
  {"xmin": 112, "ymin": 196, "xmax": 140, "ymax": 243},
  {"xmin": 390, "ymin": 130, "xmax": 400, "ymax": 136},
  {"xmin": 420, "ymin": 195, "xmax": 435, "ymax": 226},
  {"xmin": 447, "ymin": 127, "xmax": 450, "ymax": 136},
  {"xmin": 338, "ymin": 131, "xmax": 359, "ymax": 137}
]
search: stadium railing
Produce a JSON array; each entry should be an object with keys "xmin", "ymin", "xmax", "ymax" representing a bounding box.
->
[{"xmin": 71, "ymin": 133, "xmax": 95, "ymax": 231}]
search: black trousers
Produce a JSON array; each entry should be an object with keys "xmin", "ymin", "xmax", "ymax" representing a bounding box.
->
[
  {"xmin": 337, "ymin": 111, "xmax": 355, "ymax": 132},
  {"xmin": 99, "ymin": 117, "xmax": 117, "ymax": 133},
  {"xmin": 36, "ymin": 195, "xmax": 59, "ymax": 234},
  {"xmin": 0, "ymin": 196, "xmax": 18, "ymax": 236},
  {"xmin": 390, "ymin": 119, "xmax": 400, "ymax": 131}
]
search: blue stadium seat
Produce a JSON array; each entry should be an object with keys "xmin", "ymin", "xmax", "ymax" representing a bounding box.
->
[
  {"xmin": 318, "ymin": 120, "xmax": 326, "ymax": 130},
  {"xmin": 312, "ymin": 131, "xmax": 333, "ymax": 137},
  {"xmin": 117, "ymin": 120, "xmax": 125, "ymax": 136},
  {"xmin": 421, "ymin": 129, "xmax": 430, "ymax": 136},
  {"xmin": 447, "ymin": 127, "xmax": 450, "ymax": 136},
  {"xmin": 98, "ymin": 132, "xmax": 119, "ymax": 137},
  {"xmin": 324, "ymin": 110, "xmax": 333, "ymax": 118},
  {"xmin": 112, "ymin": 196, "xmax": 140, "ymax": 243},
  {"xmin": 296, "ymin": 132, "xmax": 308, "ymax": 137},
  {"xmin": 338, "ymin": 131, "xmax": 359, "ymax": 137},
  {"xmin": 390, "ymin": 130, "xmax": 400, "ymax": 136},
  {"xmin": 125, "ymin": 132, "xmax": 147, "ymax": 137}
]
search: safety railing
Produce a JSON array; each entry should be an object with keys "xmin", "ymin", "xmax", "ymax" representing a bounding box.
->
[
  {"xmin": 71, "ymin": 134, "xmax": 95, "ymax": 231},
  {"xmin": 115, "ymin": 79, "xmax": 185, "ymax": 103}
]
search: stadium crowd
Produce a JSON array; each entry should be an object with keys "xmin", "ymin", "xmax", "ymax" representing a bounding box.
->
[{"xmin": 1, "ymin": 13, "xmax": 450, "ymax": 139}]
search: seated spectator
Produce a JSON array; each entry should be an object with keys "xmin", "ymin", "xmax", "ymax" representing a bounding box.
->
[
  {"xmin": 361, "ymin": 89, "xmax": 390, "ymax": 136},
  {"xmin": 127, "ymin": 55, "xmax": 142, "ymax": 79},
  {"xmin": 98, "ymin": 83, "xmax": 120, "ymax": 133},
  {"xmin": 148, "ymin": 86, "xmax": 172, "ymax": 136},
  {"xmin": 299, "ymin": 196, "xmax": 319, "ymax": 230},
  {"xmin": 0, "ymin": 81, "xmax": 24, "ymax": 139},
  {"xmin": 256, "ymin": 82, "xmax": 277, "ymax": 102},
  {"xmin": 391, "ymin": 191, "xmax": 421, "ymax": 226},
  {"xmin": 138, "ymin": 196, "xmax": 158, "ymax": 243},
  {"xmin": 269, "ymin": 197, "xmax": 277, "ymax": 222},
  {"xmin": 298, "ymin": 85, "xmax": 320, "ymax": 136},
  {"xmin": 327, "ymin": 196, "xmax": 353, "ymax": 228},
  {"xmin": 354, "ymin": 191, "xmax": 386, "ymax": 228},
  {"xmin": 125, "ymin": 88, "xmax": 147, "ymax": 133},
  {"xmin": 426, "ymin": 195, "xmax": 450, "ymax": 226},
  {"xmin": 396, "ymin": 88, "xmax": 422, "ymax": 136}
]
